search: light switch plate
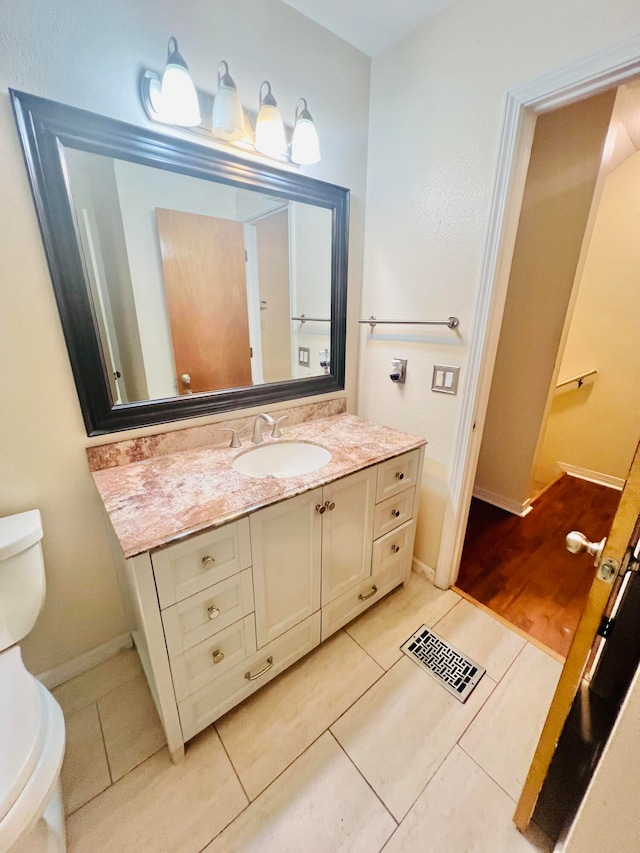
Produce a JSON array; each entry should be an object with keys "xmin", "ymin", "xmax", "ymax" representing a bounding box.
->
[
  {"xmin": 432, "ymin": 365, "xmax": 460, "ymax": 395},
  {"xmin": 298, "ymin": 347, "xmax": 310, "ymax": 367}
]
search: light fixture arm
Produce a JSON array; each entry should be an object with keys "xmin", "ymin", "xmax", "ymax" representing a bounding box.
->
[{"xmin": 259, "ymin": 80, "xmax": 278, "ymax": 108}]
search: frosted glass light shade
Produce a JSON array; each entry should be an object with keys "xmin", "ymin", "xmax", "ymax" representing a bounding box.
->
[
  {"xmin": 291, "ymin": 98, "xmax": 320, "ymax": 165},
  {"xmin": 159, "ymin": 38, "xmax": 201, "ymax": 127},
  {"xmin": 255, "ymin": 81, "xmax": 286, "ymax": 158},
  {"xmin": 212, "ymin": 61, "xmax": 245, "ymax": 142}
]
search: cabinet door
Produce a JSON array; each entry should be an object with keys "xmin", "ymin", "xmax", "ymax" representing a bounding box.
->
[
  {"xmin": 251, "ymin": 488, "xmax": 322, "ymax": 647},
  {"xmin": 321, "ymin": 467, "xmax": 376, "ymax": 605}
]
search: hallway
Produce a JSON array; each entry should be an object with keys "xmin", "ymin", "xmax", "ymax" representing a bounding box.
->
[{"xmin": 456, "ymin": 475, "xmax": 620, "ymax": 657}]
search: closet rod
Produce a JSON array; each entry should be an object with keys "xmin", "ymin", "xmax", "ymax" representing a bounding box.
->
[{"xmin": 359, "ymin": 315, "xmax": 460, "ymax": 330}]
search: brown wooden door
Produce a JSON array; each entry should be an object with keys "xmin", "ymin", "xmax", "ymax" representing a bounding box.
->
[
  {"xmin": 515, "ymin": 439, "xmax": 640, "ymax": 831},
  {"xmin": 155, "ymin": 208, "xmax": 252, "ymax": 394}
]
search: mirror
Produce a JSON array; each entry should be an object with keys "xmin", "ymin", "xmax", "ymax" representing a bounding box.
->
[{"xmin": 11, "ymin": 90, "xmax": 348, "ymax": 435}]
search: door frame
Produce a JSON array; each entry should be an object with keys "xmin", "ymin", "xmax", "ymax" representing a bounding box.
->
[{"xmin": 436, "ymin": 34, "xmax": 640, "ymax": 590}]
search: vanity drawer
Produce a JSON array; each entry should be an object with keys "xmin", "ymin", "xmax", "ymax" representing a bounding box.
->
[
  {"xmin": 152, "ymin": 518, "xmax": 251, "ymax": 609},
  {"xmin": 321, "ymin": 555, "xmax": 408, "ymax": 641},
  {"xmin": 170, "ymin": 615, "xmax": 257, "ymax": 702},
  {"xmin": 178, "ymin": 612, "xmax": 321, "ymax": 741},
  {"xmin": 162, "ymin": 569, "xmax": 254, "ymax": 658},
  {"xmin": 373, "ymin": 487, "xmax": 415, "ymax": 540},
  {"xmin": 371, "ymin": 519, "xmax": 416, "ymax": 577},
  {"xmin": 375, "ymin": 450, "xmax": 421, "ymax": 503}
]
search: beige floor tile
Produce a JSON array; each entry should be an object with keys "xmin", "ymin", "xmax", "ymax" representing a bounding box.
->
[
  {"xmin": 97, "ymin": 673, "xmax": 166, "ymax": 781},
  {"xmin": 66, "ymin": 727, "xmax": 248, "ymax": 853},
  {"xmin": 204, "ymin": 732, "xmax": 395, "ymax": 853},
  {"xmin": 216, "ymin": 629, "xmax": 383, "ymax": 799},
  {"xmin": 460, "ymin": 642, "xmax": 562, "ymax": 800},
  {"xmin": 332, "ymin": 656, "xmax": 496, "ymax": 821},
  {"xmin": 344, "ymin": 571, "xmax": 460, "ymax": 669},
  {"xmin": 384, "ymin": 746, "xmax": 539, "ymax": 853},
  {"xmin": 52, "ymin": 649, "xmax": 142, "ymax": 715},
  {"xmin": 433, "ymin": 599, "xmax": 527, "ymax": 682},
  {"xmin": 61, "ymin": 703, "xmax": 111, "ymax": 815}
]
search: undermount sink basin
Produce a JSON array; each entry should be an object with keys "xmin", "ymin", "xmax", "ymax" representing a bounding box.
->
[{"xmin": 232, "ymin": 441, "xmax": 332, "ymax": 479}]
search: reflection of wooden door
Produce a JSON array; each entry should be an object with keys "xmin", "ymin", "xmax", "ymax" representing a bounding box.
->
[
  {"xmin": 515, "ymin": 440, "xmax": 640, "ymax": 831},
  {"xmin": 156, "ymin": 208, "xmax": 252, "ymax": 394}
]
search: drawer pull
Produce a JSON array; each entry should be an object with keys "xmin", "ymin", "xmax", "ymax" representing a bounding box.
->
[
  {"xmin": 392, "ymin": 509, "xmax": 401, "ymax": 518},
  {"xmin": 212, "ymin": 650, "xmax": 225, "ymax": 664},
  {"xmin": 395, "ymin": 472, "xmax": 405, "ymax": 480},
  {"xmin": 358, "ymin": 585, "xmax": 378, "ymax": 601},
  {"xmin": 324, "ymin": 500, "xmax": 336, "ymax": 512},
  {"xmin": 201, "ymin": 555, "xmax": 216, "ymax": 569},
  {"xmin": 316, "ymin": 504, "xmax": 326, "ymax": 514},
  {"xmin": 245, "ymin": 656, "xmax": 274, "ymax": 681},
  {"xmin": 207, "ymin": 605, "xmax": 220, "ymax": 620},
  {"xmin": 392, "ymin": 544, "xmax": 400, "ymax": 553}
]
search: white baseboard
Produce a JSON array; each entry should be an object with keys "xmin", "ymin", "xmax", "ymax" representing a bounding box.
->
[
  {"xmin": 472, "ymin": 486, "xmax": 533, "ymax": 517},
  {"xmin": 559, "ymin": 462, "xmax": 624, "ymax": 491},
  {"xmin": 412, "ymin": 557, "xmax": 436, "ymax": 584},
  {"xmin": 36, "ymin": 632, "xmax": 133, "ymax": 689}
]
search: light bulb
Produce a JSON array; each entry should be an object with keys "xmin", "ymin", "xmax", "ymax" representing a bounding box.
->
[
  {"xmin": 255, "ymin": 81, "xmax": 286, "ymax": 158},
  {"xmin": 212, "ymin": 61, "xmax": 245, "ymax": 142},
  {"xmin": 291, "ymin": 98, "xmax": 320, "ymax": 165},
  {"xmin": 159, "ymin": 37, "xmax": 201, "ymax": 127}
]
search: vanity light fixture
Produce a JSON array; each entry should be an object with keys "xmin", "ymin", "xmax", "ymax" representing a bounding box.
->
[
  {"xmin": 255, "ymin": 81, "xmax": 287, "ymax": 158},
  {"xmin": 291, "ymin": 98, "xmax": 320, "ymax": 165},
  {"xmin": 141, "ymin": 42, "xmax": 320, "ymax": 166},
  {"xmin": 211, "ymin": 61, "xmax": 245, "ymax": 141},
  {"xmin": 141, "ymin": 37, "xmax": 201, "ymax": 127}
]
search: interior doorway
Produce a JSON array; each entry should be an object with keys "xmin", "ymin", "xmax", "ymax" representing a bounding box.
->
[{"xmin": 454, "ymin": 79, "xmax": 640, "ymax": 657}]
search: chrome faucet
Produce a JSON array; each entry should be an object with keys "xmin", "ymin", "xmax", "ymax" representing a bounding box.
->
[{"xmin": 252, "ymin": 413, "xmax": 289, "ymax": 444}]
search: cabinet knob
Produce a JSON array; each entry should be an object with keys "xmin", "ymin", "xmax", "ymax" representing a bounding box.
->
[
  {"xmin": 324, "ymin": 501, "xmax": 336, "ymax": 512},
  {"xmin": 212, "ymin": 650, "xmax": 225, "ymax": 664},
  {"xmin": 315, "ymin": 504, "xmax": 326, "ymax": 514},
  {"xmin": 392, "ymin": 544, "xmax": 400, "ymax": 553},
  {"xmin": 392, "ymin": 509, "xmax": 400, "ymax": 518},
  {"xmin": 395, "ymin": 472, "xmax": 404, "ymax": 480},
  {"xmin": 202, "ymin": 555, "xmax": 216, "ymax": 569},
  {"xmin": 207, "ymin": 605, "xmax": 220, "ymax": 620}
]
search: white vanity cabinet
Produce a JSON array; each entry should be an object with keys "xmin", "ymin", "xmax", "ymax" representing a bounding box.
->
[{"xmin": 113, "ymin": 446, "xmax": 424, "ymax": 762}]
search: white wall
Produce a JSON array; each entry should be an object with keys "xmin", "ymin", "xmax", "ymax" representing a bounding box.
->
[
  {"xmin": 533, "ymin": 150, "xmax": 640, "ymax": 487},
  {"xmin": 474, "ymin": 93, "xmax": 614, "ymax": 512},
  {"xmin": 0, "ymin": 0, "xmax": 370, "ymax": 674},
  {"xmin": 358, "ymin": 0, "xmax": 640, "ymax": 572}
]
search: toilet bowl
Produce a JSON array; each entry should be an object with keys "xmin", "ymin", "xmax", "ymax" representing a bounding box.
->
[{"xmin": 0, "ymin": 511, "xmax": 66, "ymax": 853}]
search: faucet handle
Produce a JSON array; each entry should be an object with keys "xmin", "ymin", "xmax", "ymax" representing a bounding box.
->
[
  {"xmin": 220, "ymin": 428, "xmax": 241, "ymax": 448},
  {"xmin": 271, "ymin": 416, "xmax": 288, "ymax": 438}
]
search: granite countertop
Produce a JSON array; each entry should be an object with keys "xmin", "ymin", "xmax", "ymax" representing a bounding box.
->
[{"xmin": 93, "ymin": 413, "xmax": 426, "ymax": 558}]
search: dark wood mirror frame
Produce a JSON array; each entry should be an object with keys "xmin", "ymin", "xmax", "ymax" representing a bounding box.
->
[{"xmin": 10, "ymin": 90, "xmax": 348, "ymax": 436}]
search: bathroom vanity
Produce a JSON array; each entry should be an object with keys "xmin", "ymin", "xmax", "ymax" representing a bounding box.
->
[{"xmin": 92, "ymin": 413, "xmax": 425, "ymax": 761}]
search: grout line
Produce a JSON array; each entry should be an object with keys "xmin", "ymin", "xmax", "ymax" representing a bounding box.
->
[
  {"xmin": 431, "ymin": 597, "xmax": 464, "ymax": 630},
  {"xmin": 458, "ymin": 742, "xmax": 521, "ymax": 804},
  {"xmin": 329, "ymin": 730, "xmax": 399, "ymax": 826},
  {"xmin": 94, "ymin": 699, "xmax": 114, "ymax": 785},
  {"xmin": 342, "ymin": 625, "xmax": 394, "ymax": 670},
  {"xmin": 213, "ymin": 723, "xmax": 251, "ymax": 803}
]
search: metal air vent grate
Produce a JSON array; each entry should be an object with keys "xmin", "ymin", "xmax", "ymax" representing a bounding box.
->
[{"xmin": 401, "ymin": 625, "xmax": 485, "ymax": 703}]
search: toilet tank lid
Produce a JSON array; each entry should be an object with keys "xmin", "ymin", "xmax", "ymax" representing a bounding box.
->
[{"xmin": 0, "ymin": 510, "xmax": 43, "ymax": 562}]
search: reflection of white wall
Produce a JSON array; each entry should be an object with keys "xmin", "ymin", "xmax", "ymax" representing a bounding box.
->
[
  {"xmin": 290, "ymin": 202, "xmax": 332, "ymax": 378},
  {"xmin": 113, "ymin": 160, "xmax": 238, "ymax": 398}
]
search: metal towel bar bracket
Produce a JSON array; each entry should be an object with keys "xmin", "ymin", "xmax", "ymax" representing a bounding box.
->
[
  {"xmin": 359, "ymin": 315, "xmax": 460, "ymax": 331},
  {"xmin": 291, "ymin": 314, "xmax": 331, "ymax": 325}
]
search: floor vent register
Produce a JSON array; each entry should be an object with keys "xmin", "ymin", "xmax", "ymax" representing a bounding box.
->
[{"xmin": 400, "ymin": 625, "xmax": 485, "ymax": 703}]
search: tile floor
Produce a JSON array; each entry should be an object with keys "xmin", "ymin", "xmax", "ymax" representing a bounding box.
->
[{"xmin": 56, "ymin": 572, "xmax": 562, "ymax": 852}]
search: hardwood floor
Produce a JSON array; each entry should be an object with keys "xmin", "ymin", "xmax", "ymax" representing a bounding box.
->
[{"xmin": 456, "ymin": 475, "xmax": 621, "ymax": 657}]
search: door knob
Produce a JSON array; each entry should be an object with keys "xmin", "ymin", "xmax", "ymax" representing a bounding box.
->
[
  {"xmin": 180, "ymin": 373, "xmax": 193, "ymax": 395},
  {"xmin": 566, "ymin": 531, "xmax": 606, "ymax": 565}
]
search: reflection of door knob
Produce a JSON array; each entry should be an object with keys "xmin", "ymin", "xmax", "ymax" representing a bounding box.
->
[
  {"xmin": 566, "ymin": 531, "xmax": 606, "ymax": 565},
  {"xmin": 181, "ymin": 374, "xmax": 191, "ymax": 385}
]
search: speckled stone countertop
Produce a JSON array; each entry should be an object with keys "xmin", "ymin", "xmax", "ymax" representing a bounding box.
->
[{"xmin": 93, "ymin": 414, "xmax": 426, "ymax": 558}]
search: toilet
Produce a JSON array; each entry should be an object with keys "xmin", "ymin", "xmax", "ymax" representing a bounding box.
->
[{"xmin": 0, "ymin": 510, "xmax": 66, "ymax": 853}]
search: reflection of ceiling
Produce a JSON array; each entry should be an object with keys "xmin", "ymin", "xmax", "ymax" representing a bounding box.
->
[
  {"xmin": 601, "ymin": 81, "xmax": 640, "ymax": 177},
  {"xmin": 281, "ymin": 0, "xmax": 454, "ymax": 56}
]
